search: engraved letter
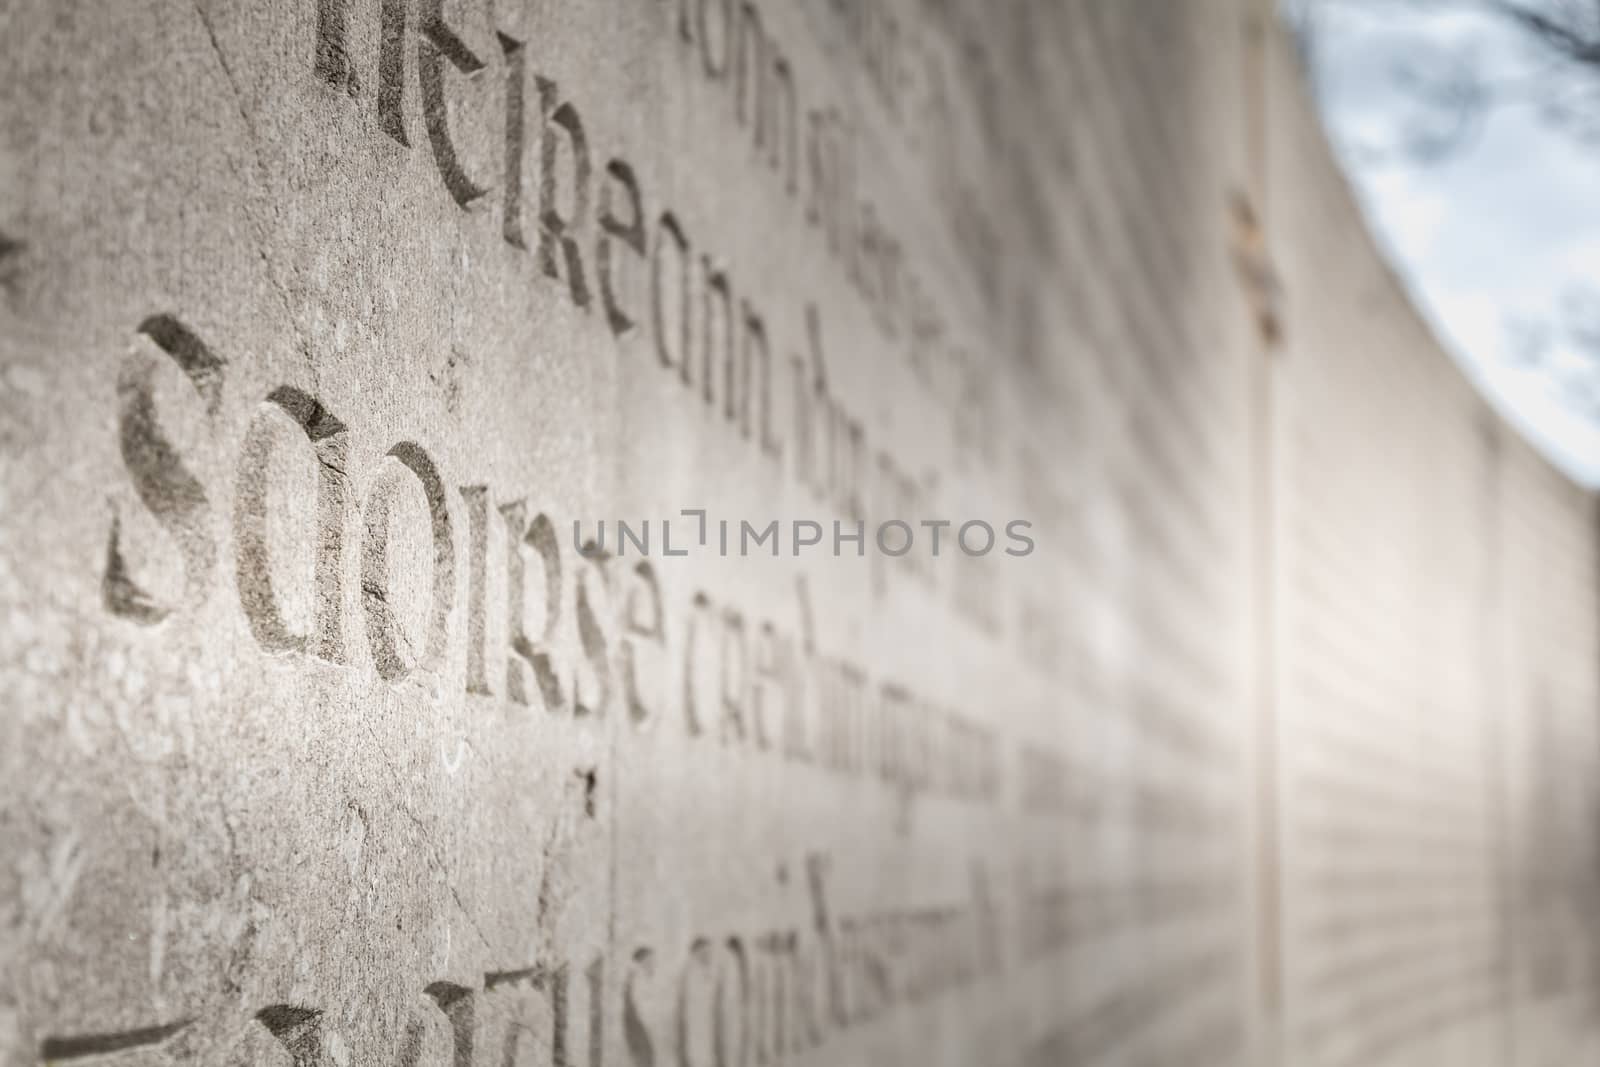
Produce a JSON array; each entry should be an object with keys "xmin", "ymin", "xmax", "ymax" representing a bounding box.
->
[
  {"xmin": 40, "ymin": 1020, "xmax": 194, "ymax": 1063},
  {"xmin": 500, "ymin": 32, "xmax": 528, "ymax": 246},
  {"xmin": 503, "ymin": 503, "xmax": 566, "ymax": 711},
  {"xmin": 461, "ymin": 484, "xmax": 491, "ymax": 694},
  {"xmin": 598, "ymin": 159, "xmax": 647, "ymax": 336},
  {"xmin": 537, "ymin": 79, "xmax": 593, "ymax": 308},
  {"xmin": 258, "ymin": 1006, "xmax": 335, "ymax": 1067},
  {"xmin": 764, "ymin": 59, "xmax": 798, "ymax": 194},
  {"xmin": 734, "ymin": 5, "xmax": 764, "ymax": 127},
  {"xmin": 698, "ymin": 0, "xmax": 733, "ymax": 79},
  {"xmin": 620, "ymin": 561, "xmax": 666, "ymax": 728},
  {"xmin": 234, "ymin": 387, "xmax": 350, "ymax": 661},
  {"xmin": 653, "ymin": 212, "xmax": 691, "ymax": 383},
  {"xmin": 702, "ymin": 259, "xmax": 732, "ymax": 410},
  {"xmin": 738, "ymin": 302, "xmax": 779, "ymax": 457},
  {"xmin": 378, "ymin": 0, "xmax": 410, "ymax": 143},
  {"xmin": 420, "ymin": 0, "xmax": 489, "ymax": 207},
  {"xmin": 315, "ymin": 0, "xmax": 359, "ymax": 96},
  {"xmin": 574, "ymin": 551, "xmax": 613, "ymax": 719},
  {"xmin": 361, "ymin": 442, "xmax": 456, "ymax": 680},
  {"xmin": 625, "ymin": 949, "xmax": 658, "ymax": 1067},
  {"xmin": 315, "ymin": 0, "xmax": 410, "ymax": 144},
  {"xmin": 423, "ymin": 982, "xmax": 475, "ymax": 1067},
  {"xmin": 106, "ymin": 315, "xmax": 225, "ymax": 623}
]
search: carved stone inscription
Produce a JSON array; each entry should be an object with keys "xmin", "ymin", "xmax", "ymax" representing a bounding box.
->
[
  {"xmin": 7, "ymin": 2, "xmax": 1595, "ymax": 1067},
  {"xmin": 1, "ymin": 2, "xmax": 1182, "ymax": 1065}
]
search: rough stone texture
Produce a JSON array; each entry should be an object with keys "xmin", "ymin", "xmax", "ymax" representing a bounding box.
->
[{"xmin": 0, "ymin": 1, "xmax": 1594, "ymax": 1066}]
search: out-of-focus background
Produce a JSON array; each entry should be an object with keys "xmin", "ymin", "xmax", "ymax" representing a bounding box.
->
[{"xmin": 1285, "ymin": 0, "xmax": 1600, "ymax": 485}]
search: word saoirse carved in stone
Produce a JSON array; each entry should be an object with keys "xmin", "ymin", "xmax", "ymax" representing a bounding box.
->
[
  {"xmin": 99, "ymin": 316, "xmax": 999, "ymax": 818},
  {"xmin": 99, "ymin": 314, "xmax": 617, "ymax": 702}
]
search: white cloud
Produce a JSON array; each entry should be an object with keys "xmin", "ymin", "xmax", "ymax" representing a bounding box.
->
[{"xmin": 1305, "ymin": 2, "xmax": 1600, "ymax": 486}]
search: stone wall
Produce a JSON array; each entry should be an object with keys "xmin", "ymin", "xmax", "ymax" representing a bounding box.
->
[
  {"xmin": 0, "ymin": 1, "xmax": 1593, "ymax": 1065},
  {"xmin": 1267, "ymin": 25, "xmax": 1600, "ymax": 1065}
]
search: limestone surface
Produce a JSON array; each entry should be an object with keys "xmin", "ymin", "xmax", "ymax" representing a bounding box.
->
[{"xmin": 0, "ymin": 2, "xmax": 1596, "ymax": 1066}]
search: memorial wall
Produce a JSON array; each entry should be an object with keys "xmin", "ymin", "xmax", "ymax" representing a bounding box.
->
[
  {"xmin": 1266, "ymin": 35, "xmax": 1600, "ymax": 1066},
  {"xmin": 0, "ymin": 1, "xmax": 1593, "ymax": 1066}
]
